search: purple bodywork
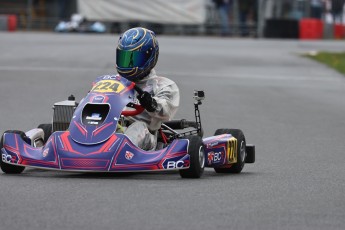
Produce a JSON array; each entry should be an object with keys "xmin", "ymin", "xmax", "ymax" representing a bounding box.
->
[{"xmin": 1, "ymin": 75, "xmax": 234, "ymax": 172}]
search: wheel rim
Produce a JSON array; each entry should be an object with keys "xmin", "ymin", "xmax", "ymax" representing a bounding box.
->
[
  {"xmin": 239, "ymin": 141, "xmax": 246, "ymax": 163},
  {"xmin": 198, "ymin": 146, "xmax": 205, "ymax": 168}
]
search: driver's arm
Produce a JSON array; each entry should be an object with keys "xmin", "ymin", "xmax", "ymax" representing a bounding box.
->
[{"xmin": 147, "ymin": 82, "xmax": 180, "ymax": 121}]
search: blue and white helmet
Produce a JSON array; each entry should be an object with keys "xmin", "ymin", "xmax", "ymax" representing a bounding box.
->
[{"xmin": 116, "ymin": 27, "xmax": 159, "ymax": 81}]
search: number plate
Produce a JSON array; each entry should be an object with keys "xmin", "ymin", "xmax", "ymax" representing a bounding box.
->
[{"xmin": 91, "ymin": 80, "xmax": 125, "ymax": 93}]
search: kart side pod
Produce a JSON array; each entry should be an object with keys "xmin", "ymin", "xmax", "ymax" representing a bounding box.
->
[{"xmin": 203, "ymin": 130, "xmax": 255, "ymax": 171}]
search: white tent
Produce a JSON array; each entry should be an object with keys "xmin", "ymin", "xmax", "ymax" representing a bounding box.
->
[{"xmin": 77, "ymin": 0, "xmax": 207, "ymax": 25}]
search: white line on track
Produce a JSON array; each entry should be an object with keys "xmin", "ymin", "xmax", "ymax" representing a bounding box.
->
[
  {"xmin": 0, "ymin": 65, "xmax": 342, "ymax": 82},
  {"xmin": 0, "ymin": 65, "xmax": 97, "ymax": 72},
  {"xmin": 162, "ymin": 71, "xmax": 342, "ymax": 82}
]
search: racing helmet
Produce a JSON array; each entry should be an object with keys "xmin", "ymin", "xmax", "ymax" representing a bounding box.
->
[{"xmin": 116, "ymin": 27, "xmax": 159, "ymax": 81}]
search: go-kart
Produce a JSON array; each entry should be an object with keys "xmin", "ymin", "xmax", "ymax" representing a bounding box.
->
[{"xmin": 0, "ymin": 75, "xmax": 255, "ymax": 178}]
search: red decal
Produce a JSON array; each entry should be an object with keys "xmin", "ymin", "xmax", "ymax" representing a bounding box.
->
[{"xmin": 73, "ymin": 121, "xmax": 87, "ymax": 136}]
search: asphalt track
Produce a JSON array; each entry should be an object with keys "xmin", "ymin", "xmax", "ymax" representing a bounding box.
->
[{"xmin": 0, "ymin": 32, "xmax": 345, "ymax": 230}]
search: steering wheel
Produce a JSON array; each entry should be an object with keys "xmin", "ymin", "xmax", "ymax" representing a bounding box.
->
[
  {"xmin": 121, "ymin": 83, "xmax": 145, "ymax": 116},
  {"xmin": 121, "ymin": 103, "xmax": 144, "ymax": 116}
]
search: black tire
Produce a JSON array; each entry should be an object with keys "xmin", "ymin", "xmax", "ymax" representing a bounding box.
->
[
  {"xmin": 38, "ymin": 123, "xmax": 52, "ymax": 144},
  {"xmin": 214, "ymin": 129, "xmax": 246, "ymax": 174},
  {"xmin": 0, "ymin": 130, "xmax": 26, "ymax": 174},
  {"xmin": 179, "ymin": 136, "xmax": 205, "ymax": 178}
]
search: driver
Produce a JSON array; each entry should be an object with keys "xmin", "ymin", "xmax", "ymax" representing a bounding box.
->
[{"xmin": 116, "ymin": 27, "xmax": 180, "ymax": 150}]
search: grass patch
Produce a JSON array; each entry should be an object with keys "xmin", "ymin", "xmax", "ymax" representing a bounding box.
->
[{"xmin": 305, "ymin": 51, "xmax": 345, "ymax": 75}]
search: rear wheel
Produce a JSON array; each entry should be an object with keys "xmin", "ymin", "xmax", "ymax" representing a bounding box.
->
[
  {"xmin": 214, "ymin": 129, "xmax": 246, "ymax": 174},
  {"xmin": 179, "ymin": 136, "xmax": 205, "ymax": 178},
  {"xmin": 0, "ymin": 130, "xmax": 26, "ymax": 174},
  {"xmin": 38, "ymin": 123, "xmax": 52, "ymax": 144}
]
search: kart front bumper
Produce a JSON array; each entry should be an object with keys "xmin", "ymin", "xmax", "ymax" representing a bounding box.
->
[{"xmin": 1, "ymin": 132, "xmax": 190, "ymax": 172}]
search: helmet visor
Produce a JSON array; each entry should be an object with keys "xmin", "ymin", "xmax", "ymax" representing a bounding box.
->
[{"xmin": 116, "ymin": 49, "xmax": 147, "ymax": 68}]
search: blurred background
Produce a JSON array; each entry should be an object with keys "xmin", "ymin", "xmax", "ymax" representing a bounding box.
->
[{"xmin": 0, "ymin": 0, "xmax": 344, "ymax": 39}]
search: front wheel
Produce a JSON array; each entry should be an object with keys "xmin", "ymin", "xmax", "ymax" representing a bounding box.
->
[
  {"xmin": 214, "ymin": 129, "xmax": 246, "ymax": 174},
  {"xmin": 179, "ymin": 136, "xmax": 205, "ymax": 178},
  {"xmin": 0, "ymin": 130, "xmax": 26, "ymax": 174}
]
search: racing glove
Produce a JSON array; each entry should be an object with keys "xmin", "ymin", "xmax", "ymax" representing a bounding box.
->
[{"xmin": 137, "ymin": 91, "xmax": 158, "ymax": 112}]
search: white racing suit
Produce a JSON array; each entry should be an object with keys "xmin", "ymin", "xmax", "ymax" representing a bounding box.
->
[{"xmin": 124, "ymin": 69, "xmax": 180, "ymax": 150}]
